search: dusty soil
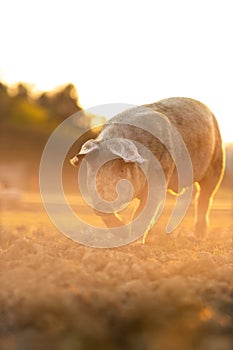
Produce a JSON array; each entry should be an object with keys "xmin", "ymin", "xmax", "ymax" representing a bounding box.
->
[{"xmin": 0, "ymin": 188, "xmax": 233, "ymax": 350}]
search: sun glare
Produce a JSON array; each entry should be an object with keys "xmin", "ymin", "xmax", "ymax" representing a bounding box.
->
[{"xmin": 90, "ymin": 115, "xmax": 106, "ymax": 128}]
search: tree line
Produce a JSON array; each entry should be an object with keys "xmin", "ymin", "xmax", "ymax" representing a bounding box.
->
[{"xmin": 0, "ymin": 81, "xmax": 82, "ymax": 131}]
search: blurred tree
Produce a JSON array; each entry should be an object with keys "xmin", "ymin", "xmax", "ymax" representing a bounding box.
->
[
  {"xmin": 0, "ymin": 82, "xmax": 11, "ymax": 122},
  {"xmin": 1, "ymin": 80, "xmax": 101, "ymax": 189},
  {"xmin": 16, "ymin": 83, "xmax": 29, "ymax": 99},
  {"xmin": 38, "ymin": 83, "xmax": 81, "ymax": 123},
  {"xmin": 9, "ymin": 99, "xmax": 49, "ymax": 127}
]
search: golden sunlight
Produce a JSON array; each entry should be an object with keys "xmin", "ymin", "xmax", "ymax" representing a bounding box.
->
[{"xmin": 90, "ymin": 115, "xmax": 106, "ymax": 128}]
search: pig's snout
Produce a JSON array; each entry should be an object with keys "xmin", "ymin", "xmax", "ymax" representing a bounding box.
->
[{"xmin": 70, "ymin": 156, "xmax": 79, "ymax": 167}]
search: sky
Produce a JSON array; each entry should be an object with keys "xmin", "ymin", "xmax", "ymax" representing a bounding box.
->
[{"xmin": 0, "ymin": 0, "xmax": 232, "ymax": 142}]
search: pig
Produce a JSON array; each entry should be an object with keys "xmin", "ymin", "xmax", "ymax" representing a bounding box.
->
[{"xmin": 70, "ymin": 97, "xmax": 225, "ymax": 240}]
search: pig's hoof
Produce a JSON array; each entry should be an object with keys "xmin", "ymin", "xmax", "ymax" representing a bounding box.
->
[
  {"xmin": 195, "ymin": 228, "xmax": 208, "ymax": 241},
  {"xmin": 186, "ymin": 231, "xmax": 199, "ymax": 242}
]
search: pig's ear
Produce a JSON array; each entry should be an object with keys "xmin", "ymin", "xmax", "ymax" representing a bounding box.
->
[
  {"xmin": 78, "ymin": 139, "xmax": 99, "ymax": 154},
  {"xmin": 107, "ymin": 139, "xmax": 147, "ymax": 165},
  {"xmin": 70, "ymin": 139, "xmax": 99, "ymax": 166}
]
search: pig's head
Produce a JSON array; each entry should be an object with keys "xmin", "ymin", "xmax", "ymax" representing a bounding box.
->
[{"xmin": 70, "ymin": 138, "xmax": 148, "ymax": 212}]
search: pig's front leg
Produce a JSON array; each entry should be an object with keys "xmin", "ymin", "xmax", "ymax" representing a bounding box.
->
[
  {"xmin": 98, "ymin": 212, "xmax": 124, "ymax": 228},
  {"xmin": 93, "ymin": 210, "xmax": 133, "ymax": 239}
]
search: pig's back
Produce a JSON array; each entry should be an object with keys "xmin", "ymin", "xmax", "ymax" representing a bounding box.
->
[{"xmin": 98, "ymin": 97, "xmax": 217, "ymax": 181}]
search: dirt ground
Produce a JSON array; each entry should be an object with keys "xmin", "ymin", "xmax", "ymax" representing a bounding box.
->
[{"xmin": 0, "ymin": 187, "xmax": 233, "ymax": 350}]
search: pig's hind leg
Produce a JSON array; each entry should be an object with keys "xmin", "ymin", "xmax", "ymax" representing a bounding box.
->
[{"xmin": 194, "ymin": 135, "xmax": 224, "ymax": 239}]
